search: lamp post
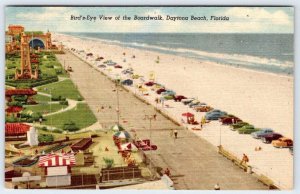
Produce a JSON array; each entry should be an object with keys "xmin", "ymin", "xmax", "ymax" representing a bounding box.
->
[{"xmin": 144, "ymin": 114, "xmax": 156, "ymax": 169}]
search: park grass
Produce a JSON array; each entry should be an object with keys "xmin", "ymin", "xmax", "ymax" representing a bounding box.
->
[
  {"xmin": 43, "ymin": 103, "xmax": 97, "ymax": 130},
  {"xmin": 33, "ymin": 94, "xmax": 51, "ymax": 103},
  {"xmin": 36, "ymin": 79, "xmax": 83, "ymax": 100},
  {"xmin": 23, "ymin": 103, "xmax": 67, "ymax": 114}
]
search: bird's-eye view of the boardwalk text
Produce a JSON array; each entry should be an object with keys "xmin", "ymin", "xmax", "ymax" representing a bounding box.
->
[{"xmin": 4, "ymin": 6, "xmax": 294, "ymax": 190}]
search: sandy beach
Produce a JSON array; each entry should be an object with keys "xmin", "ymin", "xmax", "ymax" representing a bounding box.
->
[{"xmin": 53, "ymin": 33, "xmax": 293, "ymax": 189}]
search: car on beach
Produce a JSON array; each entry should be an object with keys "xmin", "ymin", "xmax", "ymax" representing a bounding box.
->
[
  {"xmin": 163, "ymin": 95, "xmax": 174, "ymax": 100},
  {"xmin": 220, "ymin": 116, "xmax": 242, "ymax": 125},
  {"xmin": 162, "ymin": 90, "xmax": 176, "ymax": 96},
  {"xmin": 194, "ymin": 105, "xmax": 212, "ymax": 112},
  {"xmin": 251, "ymin": 128, "xmax": 274, "ymax": 139},
  {"xmin": 145, "ymin": 82, "xmax": 155, "ymax": 87},
  {"xmin": 173, "ymin": 95, "xmax": 187, "ymax": 102},
  {"xmin": 206, "ymin": 109, "xmax": 227, "ymax": 116},
  {"xmin": 114, "ymin": 65, "xmax": 123, "ymax": 68},
  {"xmin": 272, "ymin": 137, "xmax": 293, "ymax": 148},
  {"xmin": 205, "ymin": 112, "xmax": 227, "ymax": 120},
  {"xmin": 231, "ymin": 121, "xmax": 249, "ymax": 131},
  {"xmin": 122, "ymin": 69, "xmax": 133, "ymax": 75},
  {"xmin": 261, "ymin": 133, "xmax": 283, "ymax": 144},
  {"xmin": 188, "ymin": 100, "xmax": 200, "ymax": 108},
  {"xmin": 237, "ymin": 125, "xmax": 260, "ymax": 134},
  {"xmin": 132, "ymin": 74, "xmax": 141, "ymax": 79},
  {"xmin": 156, "ymin": 88, "xmax": 167, "ymax": 94},
  {"xmin": 182, "ymin": 98, "xmax": 195, "ymax": 105},
  {"xmin": 98, "ymin": 64, "xmax": 106, "ymax": 68}
]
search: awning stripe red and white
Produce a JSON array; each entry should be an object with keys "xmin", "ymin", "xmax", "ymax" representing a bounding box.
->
[{"xmin": 38, "ymin": 153, "xmax": 76, "ymax": 167}]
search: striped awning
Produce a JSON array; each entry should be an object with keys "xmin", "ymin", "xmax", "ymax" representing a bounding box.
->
[{"xmin": 38, "ymin": 153, "xmax": 76, "ymax": 167}]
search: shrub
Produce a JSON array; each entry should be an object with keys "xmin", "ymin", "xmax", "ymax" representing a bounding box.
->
[
  {"xmin": 38, "ymin": 134, "xmax": 54, "ymax": 143},
  {"xmin": 63, "ymin": 121, "xmax": 79, "ymax": 132},
  {"xmin": 52, "ymin": 129, "xmax": 63, "ymax": 133},
  {"xmin": 59, "ymin": 100, "xmax": 68, "ymax": 105},
  {"xmin": 5, "ymin": 115, "xmax": 18, "ymax": 123},
  {"xmin": 77, "ymin": 97, "xmax": 83, "ymax": 101},
  {"xmin": 103, "ymin": 157, "xmax": 114, "ymax": 168},
  {"xmin": 7, "ymin": 101, "xmax": 23, "ymax": 107},
  {"xmin": 41, "ymin": 127, "xmax": 48, "ymax": 131},
  {"xmin": 12, "ymin": 95, "xmax": 28, "ymax": 102},
  {"xmin": 51, "ymin": 95, "xmax": 66, "ymax": 101}
]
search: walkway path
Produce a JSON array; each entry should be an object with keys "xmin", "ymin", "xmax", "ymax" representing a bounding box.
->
[{"xmin": 55, "ymin": 51, "xmax": 267, "ymax": 190}]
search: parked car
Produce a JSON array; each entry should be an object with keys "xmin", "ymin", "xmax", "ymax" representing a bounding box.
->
[
  {"xmin": 182, "ymin": 98, "xmax": 195, "ymax": 105},
  {"xmin": 237, "ymin": 125, "xmax": 260, "ymax": 134},
  {"xmin": 231, "ymin": 121, "xmax": 249, "ymax": 131},
  {"xmin": 114, "ymin": 65, "xmax": 123, "ymax": 68},
  {"xmin": 221, "ymin": 116, "xmax": 242, "ymax": 125},
  {"xmin": 251, "ymin": 128, "xmax": 274, "ymax": 139},
  {"xmin": 174, "ymin": 95, "xmax": 187, "ymax": 102},
  {"xmin": 145, "ymin": 81, "xmax": 155, "ymax": 87},
  {"xmin": 122, "ymin": 79, "xmax": 133, "ymax": 86},
  {"xmin": 205, "ymin": 112, "xmax": 227, "ymax": 120},
  {"xmin": 272, "ymin": 137, "xmax": 293, "ymax": 148},
  {"xmin": 98, "ymin": 64, "xmax": 106, "ymax": 68},
  {"xmin": 132, "ymin": 74, "xmax": 140, "ymax": 79},
  {"xmin": 261, "ymin": 133, "xmax": 283, "ymax": 144},
  {"xmin": 194, "ymin": 105, "xmax": 212, "ymax": 112},
  {"xmin": 188, "ymin": 100, "xmax": 200, "ymax": 108},
  {"xmin": 164, "ymin": 95, "xmax": 174, "ymax": 100},
  {"xmin": 162, "ymin": 90, "xmax": 176, "ymax": 96},
  {"xmin": 156, "ymin": 88, "xmax": 166, "ymax": 94}
]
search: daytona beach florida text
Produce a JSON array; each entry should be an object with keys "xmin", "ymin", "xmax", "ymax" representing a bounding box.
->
[{"xmin": 70, "ymin": 15, "xmax": 230, "ymax": 21}]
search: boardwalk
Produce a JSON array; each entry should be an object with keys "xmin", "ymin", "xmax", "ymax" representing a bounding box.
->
[{"xmin": 55, "ymin": 51, "xmax": 266, "ymax": 190}]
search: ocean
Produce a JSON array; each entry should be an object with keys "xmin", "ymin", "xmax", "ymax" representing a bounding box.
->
[{"xmin": 63, "ymin": 32, "xmax": 294, "ymax": 75}]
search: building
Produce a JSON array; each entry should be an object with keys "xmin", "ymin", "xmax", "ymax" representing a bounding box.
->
[
  {"xmin": 5, "ymin": 88, "xmax": 37, "ymax": 102},
  {"xmin": 5, "ymin": 106, "xmax": 23, "ymax": 117},
  {"xmin": 38, "ymin": 153, "xmax": 76, "ymax": 187},
  {"xmin": 8, "ymin": 25, "xmax": 24, "ymax": 36},
  {"xmin": 5, "ymin": 123, "xmax": 31, "ymax": 138}
]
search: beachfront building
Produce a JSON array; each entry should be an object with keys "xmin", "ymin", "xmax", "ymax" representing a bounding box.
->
[
  {"xmin": 38, "ymin": 153, "xmax": 76, "ymax": 187},
  {"xmin": 5, "ymin": 88, "xmax": 37, "ymax": 103},
  {"xmin": 5, "ymin": 123, "xmax": 31, "ymax": 140}
]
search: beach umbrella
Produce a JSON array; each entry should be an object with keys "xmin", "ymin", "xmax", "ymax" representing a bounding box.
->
[
  {"xmin": 114, "ymin": 131, "xmax": 131, "ymax": 139},
  {"xmin": 111, "ymin": 124, "xmax": 125, "ymax": 131},
  {"xmin": 120, "ymin": 142, "xmax": 138, "ymax": 151},
  {"xmin": 182, "ymin": 112, "xmax": 194, "ymax": 117}
]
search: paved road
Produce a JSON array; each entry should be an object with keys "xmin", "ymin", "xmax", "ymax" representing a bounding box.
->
[{"xmin": 56, "ymin": 51, "xmax": 266, "ymax": 190}]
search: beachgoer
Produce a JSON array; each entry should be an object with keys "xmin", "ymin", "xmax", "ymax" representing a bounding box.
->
[
  {"xmin": 153, "ymin": 114, "xmax": 157, "ymax": 120},
  {"xmin": 164, "ymin": 168, "xmax": 171, "ymax": 177},
  {"xmin": 240, "ymin": 153, "xmax": 249, "ymax": 165},
  {"xmin": 214, "ymin": 183, "xmax": 220, "ymax": 190},
  {"xmin": 174, "ymin": 129, "xmax": 178, "ymax": 139}
]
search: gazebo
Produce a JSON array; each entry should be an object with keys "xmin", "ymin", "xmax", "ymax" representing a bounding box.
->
[{"xmin": 38, "ymin": 153, "xmax": 76, "ymax": 187}]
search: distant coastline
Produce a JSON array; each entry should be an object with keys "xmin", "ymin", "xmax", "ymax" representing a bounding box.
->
[{"xmin": 60, "ymin": 32, "xmax": 294, "ymax": 76}]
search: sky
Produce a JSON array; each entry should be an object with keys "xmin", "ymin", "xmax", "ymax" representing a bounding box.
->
[{"xmin": 5, "ymin": 6, "xmax": 294, "ymax": 33}]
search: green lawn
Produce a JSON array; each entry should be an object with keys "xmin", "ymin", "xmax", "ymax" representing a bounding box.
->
[
  {"xmin": 23, "ymin": 103, "xmax": 67, "ymax": 114},
  {"xmin": 33, "ymin": 94, "xmax": 51, "ymax": 103},
  {"xmin": 36, "ymin": 79, "xmax": 83, "ymax": 100},
  {"xmin": 43, "ymin": 103, "xmax": 97, "ymax": 130}
]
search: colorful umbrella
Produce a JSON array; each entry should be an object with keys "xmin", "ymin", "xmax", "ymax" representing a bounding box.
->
[
  {"xmin": 113, "ymin": 131, "xmax": 131, "ymax": 139},
  {"xmin": 120, "ymin": 142, "xmax": 138, "ymax": 151},
  {"xmin": 111, "ymin": 124, "xmax": 125, "ymax": 131},
  {"xmin": 182, "ymin": 112, "xmax": 194, "ymax": 117}
]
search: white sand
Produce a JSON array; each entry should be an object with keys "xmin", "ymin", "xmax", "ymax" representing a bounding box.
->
[{"xmin": 53, "ymin": 33, "xmax": 293, "ymax": 189}]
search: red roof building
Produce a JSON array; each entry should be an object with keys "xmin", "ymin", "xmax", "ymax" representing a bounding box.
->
[
  {"xmin": 5, "ymin": 106, "xmax": 23, "ymax": 113},
  {"xmin": 5, "ymin": 89, "xmax": 37, "ymax": 97},
  {"xmin": 5, "ymin": 123, "xmax": 31, "ymax": 136}
]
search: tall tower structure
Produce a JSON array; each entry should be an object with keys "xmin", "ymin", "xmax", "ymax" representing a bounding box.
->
[{"xmin": 15, "ymin": 32, "xmax": 38, "ymax": 80}]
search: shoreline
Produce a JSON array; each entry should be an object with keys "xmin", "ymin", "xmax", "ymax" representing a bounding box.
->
[{"xmin": 56, "ymin": 32, "xmax": 294, "ymax": 79}]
